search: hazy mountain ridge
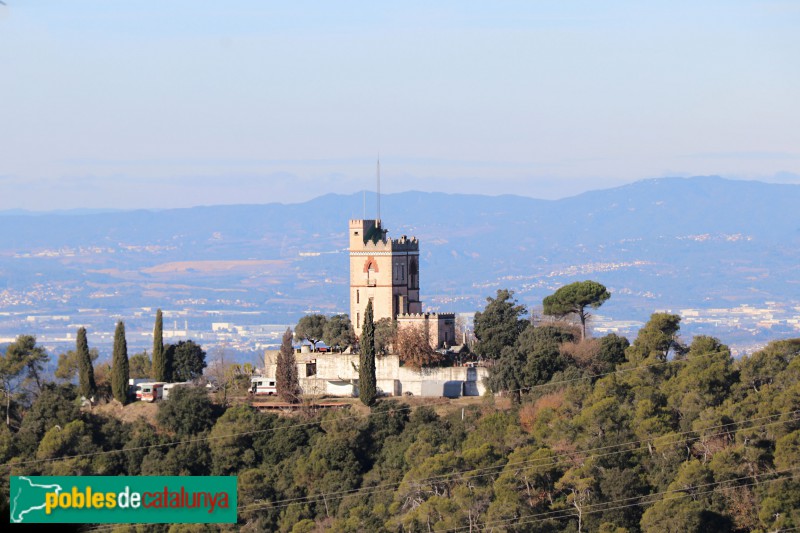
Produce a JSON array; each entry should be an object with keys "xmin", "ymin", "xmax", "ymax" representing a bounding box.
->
[{"xmin": 1, "ymin": 176, "xmax": 799, "ymax": 350}]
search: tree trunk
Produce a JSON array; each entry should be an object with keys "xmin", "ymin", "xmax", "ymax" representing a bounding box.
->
[
  {"xmin": 579, "ymin": 310, "xmax": 587, "ymax": 340},
  {"xmin": 574, "ymin": 500, "xmax": 583, "ymax": 533}
]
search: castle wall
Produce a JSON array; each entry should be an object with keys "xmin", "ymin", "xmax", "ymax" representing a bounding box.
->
[
  {"xmin": 396, "ymin": 313, "xmax": 456, "ymax": 349},
  {"xmin": 267, "ymin": 353, "xmax": 487, "ymax": 397}
]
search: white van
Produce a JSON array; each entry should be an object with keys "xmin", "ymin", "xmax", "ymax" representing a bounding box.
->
[{"xmin": 250, "ymin": 376, "xmax": 277, "ymax": 396}]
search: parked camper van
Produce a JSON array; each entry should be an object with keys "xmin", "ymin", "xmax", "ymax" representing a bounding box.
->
[
  {"xmin": 128, "ymin": 378, "xmax": 150, "ymax": 399},
  {"xmin": 162, "ymin": 382, "xmax": 190, "ymax": 400},
  {"xmin": 250, "ymin": 376, "xmax": 277, "ymax": 396},
  {"xmin": 135, "ymin": 382, "xmax": 165, "ymax": 402}
]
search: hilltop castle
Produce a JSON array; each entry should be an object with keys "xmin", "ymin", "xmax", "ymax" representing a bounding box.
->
[
  {"xmin": 348, "ymin": 218, "xmax": 455, "ymax": 348},
  {"xmin": 263, "ymin": 217, "xmax": 481, "ymax": 398}
]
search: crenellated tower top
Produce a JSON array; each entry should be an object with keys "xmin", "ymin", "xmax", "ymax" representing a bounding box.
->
[{"xmin": 349, "ymin": 218, "xmax": 422, "ymax": 336}]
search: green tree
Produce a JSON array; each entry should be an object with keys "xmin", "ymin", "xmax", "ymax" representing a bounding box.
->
[
  {"xmin": 0, "ymin": 347, "xmax": 26, "ymax": 427},
  {"xmin": 76, "ymin": 327, "xmax": 97, "ymax": 399},
  {"xmin": 519, "ymin": 324, "xmax": 576, "ymax": 385},
  {"xmin": 295, "ymin": 314, "xmax": 328, "ymax": 347},
  {"xmin": 293, "ymin": 428, "xmax": 363, "ymax": 518},
  {"xmin": 14, "ymin": 383, "xmax": 81, "ymax": 456},
  {"xmin": 276, "ymin": 328, "xmax": 300, "ymax": 403},
  {"xmin": 735, "ymin": 338, "xmax": 800, "ymax": 396},
  {"xmin": 486, "ymin": 345, "xmax": 527, "ymax": 403},
  {"xmin": 5, "ymin": 335, "xmax": 48, "ymax": 393},
  {"xmin": 487, "ymin": 324, "xmax": 575, "ymax": 401},
  {"xmin": 54, "ymin": 346, "xmax": 99, "ymax": 382},
  {"xmin": 473, "ymin": 289, "xmax": 529, "ymax": 360},
  {"xmin": 322, "ymin": 314, "xmax": 356, "ymax": 352},
  {"xmin": 122, "ymin": 419, "xmax": 161, "ymax": 475},
  {"xmin": 152, "ymin": 309, "xmax": 167, "ymax": 381},
  {"xmin": 36, "ymin": 419, "xmax": 94, "ymax": 462},
  {"xmin": 1, "ymin": 335, "xmax": 49, "ymax": 426},
  {"xmin": 487, "ymin": 445, "xmax": 564, "ymax": 528},
  {"xmin": 140, "ymin": 437, "xmax": 211, "ymax": 477},
  {"xmin": 360, "ymin": 301, "xmax": 377, "ymax": 406},
  {"xmin": 128, "ymin": 351, "xmax": 151, "ymax": 379},
  {"xmin": 208, "ymin": 405, "xmax": 274, "ymax": 475},
  {"xmin": 626, "ymin": 313, "xmax": 684, "ymax": 363},
  {"xmin": 543, "ymin": 280, "xmax": 611, "ymax": 340},
  {"xmin": 111, "ymin": 321, "xmax": 130, "ymax": 404},
  {"xmin": 597, "ymin": 333, "xmax": 630, "ymax": 373},
  {"xmin": 640, "ymin": 460, "xmax": 730, "ymax": 532},
  {"xmin": 166, "ymin": 340, "xmax": 207, "ymax": 382},
  {"xmin": 665, "ymin": 336, "xmax": 736, "ymax": 431},
  {"xmin": 91, "ymin": 362, "xmax": 113, "ymax": 400},
  {"xmin": 556, "ymin": 464, "xmax": 597, "ymax": 533},
  {"xmin": 156, "ymin": 385, "xmax": 216, "ymax": 436}
]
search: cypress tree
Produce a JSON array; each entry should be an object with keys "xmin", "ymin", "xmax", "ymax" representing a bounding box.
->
[
  {"xmin": 359, "ymin": 300, "xmax": 377, "ymax": 407},
  {"xmin": 152, "ymin": 309, "xmax": 166, "ymax": 381},
  {"xmin": 76, "ymin": 327, "xmax": 96, "ymax": 399},
  {"xmin": 112, "ymin": 321, "xmax": 130, "ymax": 404},
  {"xmin": 276, "ymin": 327, "xmax": 300, "ymax": 403}
]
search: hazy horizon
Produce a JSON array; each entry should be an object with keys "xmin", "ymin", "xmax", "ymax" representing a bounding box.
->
[
  {"xmin": 2, "ymin": 2, "xmax": 799, "ymax": 210},
  {"xmin": 2, "ymin": 174, "xmax": 799, "ymax": 214}
]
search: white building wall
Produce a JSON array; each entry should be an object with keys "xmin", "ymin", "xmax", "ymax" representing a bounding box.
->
[{"xmin": 269, "ymin": 353, "xmax": 488, "ymax": 398}]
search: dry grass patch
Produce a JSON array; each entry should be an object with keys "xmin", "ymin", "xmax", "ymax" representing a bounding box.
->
[{"xmin": 91, "ymin": 399, "xmax": 159, "ymax": 425}]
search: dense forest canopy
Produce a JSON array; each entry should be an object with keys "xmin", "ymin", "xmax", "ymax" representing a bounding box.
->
[{"xmin": 1, "ymin": 293, "xmax": 799, "ymax": 531}]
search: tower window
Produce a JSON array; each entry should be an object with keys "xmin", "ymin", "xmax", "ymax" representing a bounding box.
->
[{"xmin": 357, "ymin": 290, "xmax": 360, "ymax": 303}]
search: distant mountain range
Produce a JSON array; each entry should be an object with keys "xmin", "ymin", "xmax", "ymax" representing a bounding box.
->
[{"xmin": 1, "ymin": 176, "xmax": 799, "ymax": 349}]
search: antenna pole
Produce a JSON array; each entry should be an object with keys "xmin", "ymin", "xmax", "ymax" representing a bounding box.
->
[
  {"xmin": 363, "ymin": 190, "xmax": 366, "ymax": 219},
  {"xmin": 377, "ymin": 156, "xmax": 381, "ymax": 221}
]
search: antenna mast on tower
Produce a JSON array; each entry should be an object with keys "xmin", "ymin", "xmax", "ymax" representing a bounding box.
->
[{"xmin": 377, "ymin": 156, "xmax": 381, "ymax": 221}]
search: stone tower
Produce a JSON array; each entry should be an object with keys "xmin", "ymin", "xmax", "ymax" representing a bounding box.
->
[{"xmin": 349, "ymin": 219, "xmax": 422, "ymax": 337}]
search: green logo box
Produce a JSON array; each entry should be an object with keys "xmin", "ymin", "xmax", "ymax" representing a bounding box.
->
[{"xmin": 10, "ymin": 476, "xmax": 237, "ymax": 524}]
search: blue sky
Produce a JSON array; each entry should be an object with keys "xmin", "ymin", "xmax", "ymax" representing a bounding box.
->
[{"xmin": 1, "ymin": 1, "xmax": 799, "ymax": 209}]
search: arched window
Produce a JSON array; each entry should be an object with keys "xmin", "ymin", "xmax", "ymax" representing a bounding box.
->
[
  {"xmin": 364, "ymin": 258, "xmax": 378, "ymax": 286},
  {"xmin": 409, "ymin": 259, "xmax": 419, "ymax": 288}
]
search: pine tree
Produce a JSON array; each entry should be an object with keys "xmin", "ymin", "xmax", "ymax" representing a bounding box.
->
[
  {"xmin": 152, "ymin": 309, "xmax": 166, "ymax": 381},
  {"xmin": 76, "ymin": 327, "xmax": 96, "ymax": 399},
  {"xmin": 112, "ymin": 321, "xmax": 130, "ymax": 404},
  {"xmin": 359, "ymin": 300, "xmax": 377, "ymax": 407},
  {"xmin": 276, "ymin": 327, "xmax": 300, "ymax": 403}
]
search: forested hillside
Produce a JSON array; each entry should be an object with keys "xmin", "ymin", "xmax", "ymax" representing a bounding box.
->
[{"xmin": 2, "ymin": 300, "xmax": 799, "ymax": 531}]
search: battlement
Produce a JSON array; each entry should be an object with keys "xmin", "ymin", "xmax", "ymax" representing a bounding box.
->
[
  {"xmin": 349, "ymin": 218, "xmax": 381, "ymax": 227},
  {"xmin": 351, "ymin": 230, "xmax": 419, "ymax": 252},
  {"xmin": 390, "ymin": 235, "xmax": 419, "ymax": 251},
  {"xmin": 349, "ymin": 219, "xmax": 388, "ymax": 247},
  {"xmin": 357, "ymin": 238, "xmax": 392, "ymax": 250},
  {"xmin": 397, "ymin": 312, "xmax": 455, "ymax": 320}
]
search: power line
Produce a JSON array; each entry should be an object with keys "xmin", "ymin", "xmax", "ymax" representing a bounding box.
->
[
  {"xmin": 233, "ymin": 410, "xmax": 800, "ymax": 514},
  {"xmin": 82, "ymin": 462, "xmax": 800, "ymax": 533},
  {"xmin": 53, "ymin": 392, "xmax": 796, "ymax": 528},
  {"xmin": 446, "ymin": 466, "xmax": 800, "ymax": 532},
  {"xmin": 7, "ymin": 351, "xmax": 785, "ymax": 529}
]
